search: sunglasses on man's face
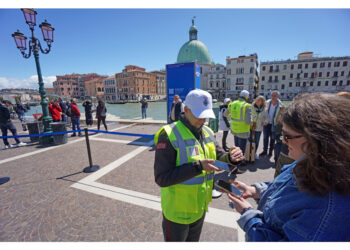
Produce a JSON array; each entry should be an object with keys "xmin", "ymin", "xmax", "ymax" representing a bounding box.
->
[{"xmin": 282, "ymin": 130, "xmax": 303, "ymax": 143}]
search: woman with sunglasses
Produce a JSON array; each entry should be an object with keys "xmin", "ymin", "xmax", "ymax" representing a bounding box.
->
[{"xmin": 227, "ymin": 93, "xmax": 350, "ymax": 241}]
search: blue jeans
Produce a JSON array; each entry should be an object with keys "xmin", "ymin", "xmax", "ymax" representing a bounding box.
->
[
  {"xmin": 263, "ymin": 124, "xmax": 275, "ymax": 153},
  {"xmin": 234, "ymin": 136, "xmax": 247, "ymax": 155},
  {"xmin": 71, "ymin": 117, "xmax": 81, "ymax": 134},
  {"xmin": 141, "ymin": 108, "xmax": 147, "ymax": 119},
  {"xmin": 249, "ymin": 131, "xmax": 262, "ymax": 153},
  {"xmin": 17, "ymin": 113, "xmax": 24, "ymax": 122},
  {"xmin": 1, "ymin": 121, "xmax": 20, "ymax": 145},
  {"xmin": 61, "ymin": 114, "xmax": 67, "ymax": 122}
]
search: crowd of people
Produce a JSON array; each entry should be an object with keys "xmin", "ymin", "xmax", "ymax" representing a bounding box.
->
[{"xmin": 154, "ymin": 89, "xmax": 350, "ymax": 242}]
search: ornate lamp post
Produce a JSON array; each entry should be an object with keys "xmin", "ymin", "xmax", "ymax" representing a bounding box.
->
[{"xmin": 11, "ymin": 9, "xmax": 55, "ymax": 144}]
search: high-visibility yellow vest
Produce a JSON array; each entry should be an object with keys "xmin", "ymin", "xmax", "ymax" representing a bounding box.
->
[
  {"xmin": 229, "ymin": 99, "xmax": 251, "ymax": 134},
  {"xmin": 154, "ymin": 121, "xmax": 217, "ymax": 224}
]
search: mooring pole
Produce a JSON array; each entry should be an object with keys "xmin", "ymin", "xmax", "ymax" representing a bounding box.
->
[{"xmin": 83, "ymin": 128, "xmax": 100, "ymax": 173}]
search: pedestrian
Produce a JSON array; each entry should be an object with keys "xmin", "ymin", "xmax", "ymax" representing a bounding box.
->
[
  {"xmin": 140, "ymin": 97, "xmax": 148, "ymax": 119},
  {"xmin": 225, "ymin": 90, "xmax": 252, "ymax": 157},
  {"xmin": 58, "ymin": 98, "xmax": 67, "ymax": 122},
  {"xmin": 15, "ymin": 100, "xmax": 27, "ymax": 131},
  {"xmin": 219, "ymin": 98, "xmax": 231, "ymax": 152},
  {"xmin": 154, "ymin": 89, "xmax": 244, "ymax": 242},
  {"xmin": 83, "ymin": 99, "xmax": 93, "ymax": 126},
  {"xmin": 260, "ymin": 90, "xmax": 284, "ymax": 158},
  {"xmin": 169, "ymin": 94, "xmax": 184, "ymax": 123},
  {"xmin": 96, "ymin": 100, "xmax": 108, "ymax": 131},
  {"xmin": 70, "ymin": 98, "xmax": 81, "ymax": 137},
  {"xmin": 227, "ymin": 93, "xmax": 350, "ymax": 241},
  {"xmin": 250, "ymin": 95, "xmax": 267, "ymax": 159},
  {"xmin": 48, "ymin": 99, "xmax": 62, "ymax": 122},
  {"xmin": 0, "ymin": 100, "xmax": 26, "ymax": 149}
]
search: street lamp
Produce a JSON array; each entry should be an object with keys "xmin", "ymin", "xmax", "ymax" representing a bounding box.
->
[{"xmin": 11, "ymin": 8, "xmax": 55, "ymax": 144}]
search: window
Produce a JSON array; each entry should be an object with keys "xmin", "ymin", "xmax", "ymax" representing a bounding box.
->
[
  {"xmin": 269, "ymin": 76, "xmax": 272, "ymax": 82},
  {"xmin": 327, "ymin": 72, "xmax": 330, "ymax": 77},
  {"xmin": 334, "ymin": 61, "xmax": 340, "ymax": 67},
  {"xmin": 332, "ymin": 81, "xmax": 337, "ymax": 86},
  {"xmin": 210, "ymin": 82, "xmax": 213, "ymax": 88},
  {"xmin": 304, "ymin": 73, "xmax": 308, "ymax": 78},
  {"xmin": 297, "ymin": 73, "xmax": 300, "ymax": 79},
  {"xmin": 250, "ymin": 59, "xmax": 254, "ymax": 62},
  {"xmin": 343, "ymin": 61, "xmax": 348, "ymax": 67},
  {"xmin": 269, "ymin": 66, "xmax": 273, "ymax": 72},
  {"xmin": 325, "ymin": 81, "xmax": 329, "ymax": 86},
  {"xmin": 262, "ymin": 66, "xmax": 266, "ymax": 71},
  {"xmin": 216, "ymin": 82, "xmax": 219, "ymax": 87},
  {"xmin": 311, "ymin": 73, "xmax": 314, "ymax": 78},
  {"xmin": 228, "ymin": 60, "xmax": 231, "ymax": 64},
  {"xmin": 283, "ymin": 65, "xmax": 287, "ymax": 70},
  {"xmin": 222, "ymin": 82, "xmax": 225, "ymax": 88},
  {"xmin": 236, "ymin": 68, "xmax": 244, "ymax": 74},
  {"xmin": 261, "ymin": 85, "xmax": 264, "ymax": 90},
  {"xmin": 328, "ymin": 62, "xmax": 332, "ymax": 67},
  {"xmin": 290, "ymin": 73, "xmax": 293, "ymax": 79},
  {"xmin": 296, "ymin": 82, "xmax": 300, "ymax": 87},
  {"xmin": 291, "ymin": 64, "xmax": 294, "ymax": 70},
  {"xmin": 289, "ymin": 82, "xmax": 293, "ymax": 87},
  {"xmin": 276, "ymin": 65, "xmax": 279, "ymax": 71},
  {"xmin": 303, "ymin": 82, "xmax": 306, "ymax": 87},
  {"xmin": 262, "ymin": 76, "xmax": 265, "ymax": 81},
  {"xmin": 298, "ymin": 64, "xmax": 302, "ymax": 69},
  {"xmin": 347, "ymin": 80, "xmax": 350, "ymax": 86},
  {"xmin": 282, "ymin": 75, "xmax": 286, "ymax": 80},
  {"xmin": 339, "ymin": 80, "xmax": 343, "ymax": 86},
  {"xmin": 250, "ymin": 67, "xmax": 254, "ymax": 73},
  {"xmin": 320, "ymin": 62, "xmax": 325, "ymax": 68},
  {"xmin": 310, "ymin": 82, "xmax": 313, "ymax": 86},
  {"xmin": 341, "ymin": 71, "xmax": 344, "ymax": 76},
  {"xmin": 312, "ymin": 63, "xmax": 317, "ymax": 68},
  {"xmin": 334, "ymin": 71, "xmax": 338, "ymax": 77},
  {"xmin": 227, "ymin": 69, "xmax": 231, "ymax": 75},
  {"xmin": 249, "ymin": 77, "xmax": 254, "ymax": 84},
  {"xmin": 281, "ymin": 84, "xmax": 285, "ymax": 89},
  {"xmin": 274, "ymin": 76, "xmax": 278, "ymax": 81},
  {"xmin": 319, "ymin": 72, "xmax": 322, "ymax": 77},
  {"xmin": 317, "ymin": 81, "xmax": 321, "ymax": 86},
  {"xmin": 305, "ymin": 64, "xmax": 308, "ymax": 69}
]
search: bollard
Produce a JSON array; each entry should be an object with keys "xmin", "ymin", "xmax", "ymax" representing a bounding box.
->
[
  {"xmin": 0, "ymin": 177, "xmax": 10, "ymax": 185},
  {"xmin": 83, "ymin": 128, "xmax": 100, "ymax": 173}
]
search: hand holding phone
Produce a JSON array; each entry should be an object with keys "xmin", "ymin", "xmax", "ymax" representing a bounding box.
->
[{"xmin": 214, "ymin": 179, "xmax": 243, "ymax": 199}]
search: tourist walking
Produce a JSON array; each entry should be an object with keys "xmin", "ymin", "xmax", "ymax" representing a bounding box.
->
[
  {"xmin": 58, "ymin": 98, "xmax": 67, "ymax": 122},
  {"xmin": 96, "ymin": 100, "xmax": 108, "ymax": 131},
  {"xmin": 0, "ymin": 100, "xmax": 26, "ymax": 149},
  {"xmin": 49, "ymin": 99, "xmax": 62, "ymax": 122},
  {"xmin": 250, "ymin": 95, "xmax": 267, "ymax": 158},
  {"xmin": 225, "ymin": 90, "xmax": 252, "ymax": 156},
  {"xmin": 154, "ymin": 89, "xmax": 244, "ymax": 242},
  {"xmin": 140, "ymin": 97, "xmax": 148, "ymax": 119},
  {"xmin": 70, "ymin": 98, "xmax": 81, "ymax": 137},
  {"xmin": 227, "ymin": 93, "xmax": 350, "ymax": 241},
  {"xmin": 260, "ymin": 90, "xmax": 284, "ymax": 158},
  {"xmin": 15, "ymin": 100, "xmax": 27, "ymax": 131},
  {"xmin": 219, "ymin": 98, "xmax": 231, "ymax": 152},
  {"xmin": 83, "ymin": 99, "xmax": 94, "ymax": 126},
  {"xmin": 169, "ymin": 94, "xmax": 184, "ymax": 123}
]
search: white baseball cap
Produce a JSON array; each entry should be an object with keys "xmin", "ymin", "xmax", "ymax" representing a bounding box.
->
[
  {"xmin": 184, "ymin": 89, "xmax": 216, "ymax": 119},
  {"xmin": 224, "ymin": 98, "xmax": 231, "ymax": 104},
  {"xmin": 240, "ymin": 90, "xmax": 250, "ymax": 99}
]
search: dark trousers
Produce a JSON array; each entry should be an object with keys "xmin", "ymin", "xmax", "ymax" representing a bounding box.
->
[
  {"xmin": 222, "ymin": 130, "xmax": 229, "ymax": 149},
  {"xmin": 162, "ymin": 212, "xmax": 206, "ymax": 242},
  {"xmin": 1, "ymin": 122, "xmax": 20, "ymax": 145},
  {"xmin": 71, "ymin": 117, "xmax": 81, "ymax": 135},
  {"xmin": 97, "ymin": 116, "xmax": 107, "ymax": 131},
  {"xmin": 234, "ymin": 136, "xmax": 247, "ymax": 154},
  {"xmin": 141, "ymin": 107, "xmax": 147, "ymax": 119},
  {"xmin": 263, "ymin": 124, "xmax": 275, "ymax": 153}
]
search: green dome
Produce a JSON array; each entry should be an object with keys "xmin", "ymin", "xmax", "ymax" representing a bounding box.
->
[
  {"xmin": 189, "ymin": 25, "xmax": 198, "ymax": 32},
  {"xmin": 177, "ymin": 40, "xmax": 211, "ymax": 64}
]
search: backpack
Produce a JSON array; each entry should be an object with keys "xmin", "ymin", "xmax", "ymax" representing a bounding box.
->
[{"xmin": 66, "ymin": 105, "xmax": 72, "ymax": 117}]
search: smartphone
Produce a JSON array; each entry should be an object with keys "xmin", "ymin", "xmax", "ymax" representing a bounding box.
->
[
  {"xmin": 214, "ymin": 179, "xmax": 242, "ymax": 198},
  {"xmin": 212, "ymin": 160, "xmax": 231, "ymax": 172}
]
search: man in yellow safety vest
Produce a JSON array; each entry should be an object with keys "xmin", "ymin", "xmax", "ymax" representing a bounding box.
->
[{"xmin": 154, "ymin": 89, "xmax": 244, "ymax": 241}]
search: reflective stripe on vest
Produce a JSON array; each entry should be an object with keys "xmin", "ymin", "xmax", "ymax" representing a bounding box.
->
[
  {"xmin": 231, "ymin": 102, "xmax": 248, "ymax": 122},
  {"xmin": 180, "ymin": 173, "xmax": 214, "ymax": 185}
]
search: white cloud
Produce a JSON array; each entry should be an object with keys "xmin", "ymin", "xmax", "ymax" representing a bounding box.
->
[{"xmin": 0, "ymin": 76, "xmax": 56, "ymax": 89}]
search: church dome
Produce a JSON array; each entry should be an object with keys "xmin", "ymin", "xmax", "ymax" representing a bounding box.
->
[{"xmin": 176, "ymin": 19, "xmax": 211, "ymax": 65}]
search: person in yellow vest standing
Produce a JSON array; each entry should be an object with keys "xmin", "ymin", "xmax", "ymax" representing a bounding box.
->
[
  {"xmin": 154, "ymin": 89, "xmax": 244, "ymax": 242},
  {"xmin": 225, "ymin": 90, "xmax": 252, "ymax": 162}
]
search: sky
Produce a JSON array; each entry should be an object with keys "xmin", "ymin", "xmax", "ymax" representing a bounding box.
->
[{"xmin": 1, "ymin": 4, "xmax": 350, "ymax": 89}]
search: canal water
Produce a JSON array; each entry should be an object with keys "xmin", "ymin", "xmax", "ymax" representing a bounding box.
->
[{"xmin": 25, "ymin": 101, "xmax": 291, "ymax": 121}]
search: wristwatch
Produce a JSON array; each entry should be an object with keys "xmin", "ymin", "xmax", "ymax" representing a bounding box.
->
[{"xmin": 241, "ymin": 207, "xmax": 253, "ymax": 215}]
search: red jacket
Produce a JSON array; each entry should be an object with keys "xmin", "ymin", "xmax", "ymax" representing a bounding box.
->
[
  {"xmin": 49, "ymin": 104, "xmax": 62, "ymax": 121},
  {"xmin": 71, "ymin": 104, "xmax": 81, "ymax": 117}
]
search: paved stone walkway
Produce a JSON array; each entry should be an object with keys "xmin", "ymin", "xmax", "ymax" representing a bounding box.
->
[{"xmin": 0, "ymin": 120, "xmax": 275, "ymax": 241}]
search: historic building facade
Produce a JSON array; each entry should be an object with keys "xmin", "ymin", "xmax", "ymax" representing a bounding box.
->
[
  {"xmin": 84, "ymin": 76, "xmax": 107, "ymax": 99},
  {"xmin": 103, "ymin": 75, "xmax": 117, "ymax": 103},
  {"xmin": 225, "ymin": 54, "xmax": 259, "ymax": 98},
  {"xmin": 116, "ymin": 65, "xmax": 157, "ymax": 101},
  {"xmin": 207, "ymin": 64, "xmax": 227, "ymax": 101},
  {"xmin": 259, "ymin": 52, "xmax": 350, "ymax": 99},
  {"xmin": 149, "ymin": 70, "xmax": 167, "ymax": 100}
]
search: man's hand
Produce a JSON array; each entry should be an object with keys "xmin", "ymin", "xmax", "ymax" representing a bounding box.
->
[
  {"xmin": 227, "ymin": 193, "xmax": 253, "ymax": 214},
  {"xmin": 229, "ymin": 180, "xmax": 260, "ymax": 199},
  {"xmin": 229, "ymin": 146, "xmax": 244, "ymax": 163},
  {"xmin": 200, "ymin": 159, "xmax": 220, "ymax": 172}
]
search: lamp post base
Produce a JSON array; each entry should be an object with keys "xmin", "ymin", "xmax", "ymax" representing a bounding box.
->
[
  {"xmin": 39, "ymin": 133, "xmax": 54, "ymax": 145},
  {"xmin": 83, "ymin": 165, "xmax": 100, "ymax": 173},
  {"xmin": 0, "ymin": 177, "xmax": 10, "ymax": 185}
]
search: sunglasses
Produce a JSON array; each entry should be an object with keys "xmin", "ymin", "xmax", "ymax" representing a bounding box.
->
[{"xmin": 282, "ymin": 130, "xmax": 303, "ymax": 143}]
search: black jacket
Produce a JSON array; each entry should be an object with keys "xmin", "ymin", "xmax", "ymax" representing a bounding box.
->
[
  {"xmin": 154, "ymin": 114, "xmax": 237, "ymax": 188},
  {"xmin": 0, "ymin": 104, "xmax": 11, "ymax": 124},
  {"xmin": 170, "ymin": 101, "xmax": 183, "ymax": 122}
]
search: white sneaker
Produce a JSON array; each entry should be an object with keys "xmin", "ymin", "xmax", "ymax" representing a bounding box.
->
[
  {"xmin": 255, "ymin": 154, "xmax": 260, "ymax": 160},
  {"xmin": 14, "ymin": 142, "xmax": 27, "ymax": 147},
  {"xmin": 212, "ymin": 189, "xmax": 223, "ymax": 198},
  {"xmin": 4, "ymin": 145, "xmax": 12, "ymax": 149}
]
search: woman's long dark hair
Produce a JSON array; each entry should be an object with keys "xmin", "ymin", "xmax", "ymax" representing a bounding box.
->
[{"xmin": 282, "ymin": 93, "xmax": 350, "ymax": 196}]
